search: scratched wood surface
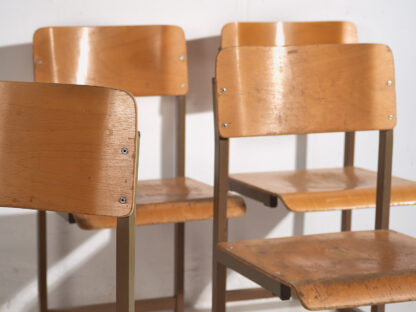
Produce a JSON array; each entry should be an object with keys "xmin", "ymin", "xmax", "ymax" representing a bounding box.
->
[
  {"xmin": 0, "ymin": 81, "xmax": 137, "ymax": 217},
  {"xmin": 33, "ymin": 26, "xmax": 188, "ymax": 96},
  {"xmin": 74, "ymin": 177, "xmax": 246, "ymax": 229},
  {"xmin": 229, "ymin": 167, "xmax": 416, "ymax": 212},
  {"xmin": 221, "ymin": 21, "xmax": 357, "ymax": 48},
  {"xmin": 218, "ymin": 230, "xmax": 416, "ymax": 310},
  {"xmin": 215, "ymin": 44, "xmax": 396, "ymax": 138}
]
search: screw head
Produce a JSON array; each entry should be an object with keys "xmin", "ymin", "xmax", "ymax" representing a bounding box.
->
[
  {"xmin": 388, "ymin": 115, "xmax": 394, "ymax": 120},
  {"xmin": 119, "ymin": 197, "xmax": 127, "ymax": 204},
  {"xmin": 179, "ymin": 55, "xmax": 184, "ymax": 61},
  {"xmin": 36, "ymin": 60, "xmax": 43, "ymax": 65},
  {"xmin": 181, "ymin": 83, "xmax": 185, "ymax": 88},
  {"xmin": 386, "ymin": 80, "xmax": 393, "ymax": 86},
  {"xmin": 220, "ymin": 88, "xmax": 226, "ymax": 94},
  {"xmin": 121, "ymin": 147, "xmax": 129, "ymax": 154},
  {"xmin": 228, "ymin": 246, "xmax": 233, "ymax": 249},
  {"xmin": 221, "ymin": 123, "xmax": 228, "ymax": 128}
]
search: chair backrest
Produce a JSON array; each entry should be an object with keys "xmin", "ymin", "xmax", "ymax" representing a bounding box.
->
[
  {"xmin": 221, "ymin": 21, "xmax": 357, "ymax": 48},
  {"xmin": 33, "ymin": 26, "xmax": 188, "ymax": 96},
  {"xmin": 0, "ymin": 81, "xmax": 138, "ymax": 217},
  {"xmin": 215, "ymin": 44, "xmax": 396, "ymax": 138}
]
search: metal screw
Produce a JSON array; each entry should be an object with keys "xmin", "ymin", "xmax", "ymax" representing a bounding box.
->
[
  {"xmin": 36, "ymin": 60, "xmax": 43, "ymax": 65},
  {"xmin": 179, "ymin": 55, "xmax": 184, "ymax": 61},
  {"xmin": 181, "ymin": 83, "xmax": 185, "ymax": 88},
  {"xmin": 220, "ymin": 88, "xmax": 226, "ymax": 93},
  {"xmin": 386, "ymin": 80, "xmax": 393, "ymax": 86},
  {"xmin": 222, "ymin": 123, "xmax": 228, "ymax": 128},
  {"xmin": 388, "ymin": 115, "xmax": 393, "ymax": 120},
  {"xmin": 275, "ymin": 272, "xmax": 280, "ymax": 275},
  {"xmin": 119, "ymin": 197, "xmax": 127, "ymax": 204},
  {"xmin": 228, "ymin": 246, "xmax": 233, "ymax": 249},
  {"xmin": 121, "ymin": 147, "xmax": 129, "ymax": 154}
]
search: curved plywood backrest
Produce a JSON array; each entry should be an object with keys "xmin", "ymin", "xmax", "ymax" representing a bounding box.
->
[
  {"xmin": 221, "ymin": 21, "xmax": 358, "ymax": 48},
  {"xmin": 33, "ymin": 26, "xmax": 188, "ymax": 96},
  {"xmin": 0, "ymin": 81, "xmax": 138, "ymax": 217},
  {"xmin": 215, "ymin": 44, "xmax": 396, "ymax": 138}
]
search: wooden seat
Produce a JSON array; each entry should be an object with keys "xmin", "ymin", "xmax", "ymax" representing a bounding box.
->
[
  {"xmin": 230, "ymin": 167, "xmax": 416, "ymax": 211},
  {"xmin": 0, "ymin": 81, "xmax": 138, "ymax": 312},
  {"xmin": 74, "ymin": 177, "xmax": 245, "ymax": 229},
  {"xmin": 33, "ymin": 25, "xmax": 246, "ymax": 312},
  {"xmin": 212, "ymin": 44, "xmax": 416, "ymax": 311},
  {"xmin": 217, "ymin": 230, "xmax": 416, "ymax": 310}
]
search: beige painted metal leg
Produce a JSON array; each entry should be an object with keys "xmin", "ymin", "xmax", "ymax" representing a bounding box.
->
[
  {"xmin": 38, "ymin": 210, "xmax": 48, "ymax": 312},
  {"xmin": 174, "ymin": 223, "xmax": 185, "ymax": 312},
  {"xmin": 116, "ymin": 209, "xmax": 136, "ymax": 312}
]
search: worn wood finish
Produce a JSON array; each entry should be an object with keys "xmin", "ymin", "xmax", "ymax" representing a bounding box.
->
[
  {"xmin": 0, "ymin": 81, "xmax": 137, "ymax": 217},
  {"xmin": 216, "ymin": 45, "xmax": 396, "ymax": 138},
  {"xmin": 73, "ymin": 177, "xmax": 245, "ymax": 229},
  {"xmin": 221, "ymin": 21, "xmax": 357, "ymax": 48},
  {"xmin": 229, "ymin": 167, "xmax": 416, "ymax": 212},
  {"xmin": 38, "ymin": 211, "xmax": 47, "ymax": 312},
  {"xmin": 218, "ymin": 230, "xmax": 416, "ymax": 310},
  {"xmin": 33, "ymin": 26, "xmax": 188, "ymax": 96}
]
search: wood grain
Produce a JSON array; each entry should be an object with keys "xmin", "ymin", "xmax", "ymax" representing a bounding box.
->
[
  {"xmin": 221, "ymin": 21, "xmax": 357, "ymax": 48},
  {"xmin": 73, "ymin": 177, "xmax": 246, "ymax": 229},
  {"xmin": 0, "ymin": 81, "xmax": 137, "ymax": 217},
  {"xmin": 218, "ymin": 230, "xmax": 416, "ymax": 310},
  {"xmin": 33, "ymin": 26, "xmax": 188, "ymax": 96},
  {"xmin": 215, "ymin": 44, "xmax": 396, "ymax": 138},
  {"xmin": 229, "ymin": 167, "xmax": 416, "ymax": 212}
]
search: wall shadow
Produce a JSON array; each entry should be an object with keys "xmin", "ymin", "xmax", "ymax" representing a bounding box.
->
[{"xmin": 0, "ymin": 43, "xmax": 34, "ymax": 82}]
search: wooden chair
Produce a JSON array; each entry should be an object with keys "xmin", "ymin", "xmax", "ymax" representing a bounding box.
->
[
  {"xmin": 0, "ymin": 81, "xmax": 138, "ymax": 312},
  {"xmin": 212, "ymin": 44, "xmax": 416, "ymax": 311},
  {"xmin": 32, "ymin": 25, "xmax": 245, "ymax": 312},
  {"xmin": 220, "ymin": 21, "xmax": 416, "ymax": 233}
]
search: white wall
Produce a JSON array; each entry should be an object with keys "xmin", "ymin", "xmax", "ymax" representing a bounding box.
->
[{"xmin": 0, "ymin": 0, "xmax": 415, "ymax": 311}]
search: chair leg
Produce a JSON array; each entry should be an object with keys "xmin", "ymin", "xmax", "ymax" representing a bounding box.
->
[
  {"xmin": 116, "ymin": 211, "xmax": 136, "ymax": 312},
  {"xmin": 174, "ymin": 223, "xmax": 185, "ymax": 312},
  {"xmin": 371, "ymin": 305, "xmax": 385, "ymax": 312},
  {"xmin": 212, "ymin": 260, "xmax": 227, "ymax": 312},
  {"xmin": 38, "ymin": 210, "xmax": 48, "ymax": 312}
]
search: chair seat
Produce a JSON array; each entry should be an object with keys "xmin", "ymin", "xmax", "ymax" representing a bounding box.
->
[
  {"xmin": 74, "ymin": 177, "xmax": 246, "ymax": 229},
  {"xmin": 229, "ymin": 167, "xmax": 416, "ymax": 211},
  {"xmin": 217, "ymin": 230, "xmax": 416, "ymax": 310}
]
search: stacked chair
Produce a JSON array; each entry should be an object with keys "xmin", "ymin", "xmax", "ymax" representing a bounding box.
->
[
  {"xmin": 0, "ymin": 81, "xmax": 138, "ymax": 311},
  {"xmin": 212, "ymin": 23, "xmax": 416, "ymax": 312},
  {"xmin": 32, "ymin": 25, "xmax": 246, "ymax": 311}
]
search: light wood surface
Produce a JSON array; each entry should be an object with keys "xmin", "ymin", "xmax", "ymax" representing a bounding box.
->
[
  {"xmin": 229, "ymin": 167, "xmax": 416, "ymax": 212},
  {"xmin": 218, "ymin": 230, "xmax": 416, "ymax": 310},
  {"xmin": 0, "ymin": 81, "xmax": 137, "ymax": 217},
  {"xmin": 221, "ymin": 21, "xmax": 357, "ymax": 48},
  {"xmin": 73, "ymin": 177, "xmax": 246, "ymax": 229},
  {"xmin": 215, "ymin": 44, "xmax": 396, "ymax": 138},
  {"xmin": 33, "ymin": 26, "xmax": 188, "ymax": 96}
]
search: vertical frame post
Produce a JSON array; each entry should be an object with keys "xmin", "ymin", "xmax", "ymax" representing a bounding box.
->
[
  {"xmin": 371, "ymin": 129, "xmax": 393, "ymax": 312},
  {"xmin": 38, "ymin": 210, "xmax": 47, "ymax": 312},
  {"xmin": 116, "ymin": 211, "xmax": 136, "ymax": 312},
  {"xmin": 341, "ymin": 131, "xmax": 355, "ymax": 231},
  {"xmin": 212, "ymin": 78, "xmax": 229, "ymax": 312},
  {"xmin": 174, "ymin": 95, "xmax": 186, "ymax": 311}
]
